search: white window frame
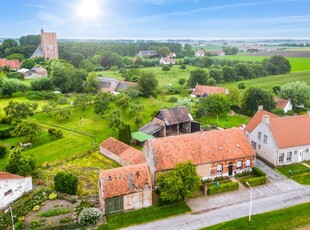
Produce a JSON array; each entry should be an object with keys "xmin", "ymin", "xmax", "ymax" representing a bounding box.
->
[
  {"xmin": 279, "ymin": 153, "xmax": 284, "ymax": 163},
  {"xmin": 287, "ymin": 152, "xmax": 292, "ymax": 162},
  {"xmin": 246, "ymin": 160, "xmax": 251, "ymax": 169},
  {"xmin": 237, "ymin": 161, "xmax": 242, "ymax": 171},
  {"xmin": 217, "ymin": 164, "xmax": 223, "ymax": 175}
]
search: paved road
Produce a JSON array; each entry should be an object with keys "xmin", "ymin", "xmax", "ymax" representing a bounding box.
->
[
  {"xmin": 124, "ymin": 187, "xmax": 310, "ymax": 230},
  {"xmin": 255, "ymin": 159, "xmax": 286, "ymax": 182}
]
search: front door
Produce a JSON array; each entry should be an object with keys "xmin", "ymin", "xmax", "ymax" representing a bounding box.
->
[
  {"xmin": 228, "ymin": 163, "xmax": 233, "ymax": 176},
  {"xmin": 298, "ymin": 150, "xmax": 304, "ymax": 162}
]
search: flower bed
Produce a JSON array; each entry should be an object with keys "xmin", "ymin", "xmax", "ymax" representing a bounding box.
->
[{"xmin": 39, "ymin": 208, "xmax": 72, "ymax": 217}]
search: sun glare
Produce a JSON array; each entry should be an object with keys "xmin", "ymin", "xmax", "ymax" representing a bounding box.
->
[{"xmin": 77, "ymin": 0, "xmax": 99, "ymax": 20}]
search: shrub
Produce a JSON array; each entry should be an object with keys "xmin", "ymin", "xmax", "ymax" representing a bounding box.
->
[
  {"xmin": 54, "ymin": 172, "xmax": 78, "ymax": 195},
  {"xmin": 234, "ymin": 171, "xmax": 253, "ymax": 177},
  {"xmin": 75, "ymin": 200, "xmax": 92, "ymax": 216},
  {"xmin": 207, "ymin": 182, "xmax": 239, "ymax": 195},
  {"xmin": 0, "ymin": 146, "xmax": 7, "ymax": 158},
  {"xmin": 252, "ymin": 167, "xmax": 266, "ymax": 177},
  {"xmin": 17, "ymin": 216, "xmax": 25, "ymax": 222},
  {"xmin": 0, "ymin": 127, "xmax": 14, "ymax": 138},
  {"xmin": 33, "ymin": 205, "xmax": 40, "ymax": 211},
  {"xmin": 49, "ymin": 193, "xmax": 57, "ymax": 200},
  {"xmin": 15, "ymin": 221, "xmax": 25, "ymax": 230},
  {"xmin": 48, "ymin": 128, "xmax": 63, "ymax": 139},
  {"xmin": 30, "ymin": 77, "xmax": 53, "ymax": 91},
  {"xmin": 241, "ymin": 176, "xmax": 267, "ymax": 187},
  {"xmin": 60, "ymin": 217, "xmax": 72, "ymax": 224},
  {"xmin": 78, "ymin": 208, "xmax": 102, "ymax": 226},
  {"xmin": 39, "ymin": 208, "xmax": 72, "ymax": 217},
  {"xmin": 168, "ymin": 97, "xmax": 178, "ymax": 103},
  {"xmin": 30, "ymin": 220, "xmax": 40, "ymax": 228}
]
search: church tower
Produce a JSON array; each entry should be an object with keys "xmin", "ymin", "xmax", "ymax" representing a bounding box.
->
[{"xmin": 31, "ymin": 29, "xmax": 59, "ymax": 60}]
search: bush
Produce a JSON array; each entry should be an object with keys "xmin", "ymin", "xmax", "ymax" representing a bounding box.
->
[
  {"xmin": 234, "ymin": 171, "xmax": 253, "ymax": 177},
  {"xmin": 33, "ymin": 205, "xmax": 40, "ymax": 211},
  {"xmin": 60, "ymin": 217, "xmax": 72, "ymax": 224},
  {"xmin": 252, "ymin": 167, "xmax": 266, "ymax": 177},
  {"xmin": 30, "ymin": 77, "xmax": 53, "ymax": 91},
  {"xmin": 48, "ymin": 128, "xmax": 63, "ymax": 139},
  {"xmin": 54, "ymin": 172, "xmax": 78, "ymax": 195},
  {"xmin": 168, "ymin": 97, "xmax": 178, "ymax": 103},
  {"xmin": 27, "ymin": 91, "xmax": 58, "ymax": 100},
  {"xmin": 241, "ymin": 176, "xmax": 267, "ymax": 187},
  {"xmin": 0, "ymin": 127, "xmax": 14, "ymax": 138},
  {"xmin": 78, "ymin": 208, "xmax": 102, "ymax": 226},
  {"xmin": 15, "ymin": 221, "xmax": 25, "ymax": 230},
  {"xmin": 207, "ymin": 182, "xmax": 239, "ymax": 195},
  {"xmin": 7, "ymin": 72, "xmax": 24, "ymax": 81},
  {"xmin": 30, "ymin": 220, "xmax": 40, "ymax": 228},
  {"xmin": 75, "ymin": 200, "xmax": 92, "ymax": 216},
  {"xmin": 0, "ymin": 146, "xmax": 7, "ymax": 158},
  {"xmin": 49, "ymin": 193, "xmax": 57, "ymax": 200}
]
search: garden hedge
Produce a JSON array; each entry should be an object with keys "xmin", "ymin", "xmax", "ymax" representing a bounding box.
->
[
  {"xmin": 252, "ymin": 167, "xmax": 266, "ymax": 177},
  {"xmin": 207, "ymin": 181, "xmax": 239, "ymax": 195},
  {"xmin": 241, "ymin": 176, "xmax": 267, "ymax": 187}
]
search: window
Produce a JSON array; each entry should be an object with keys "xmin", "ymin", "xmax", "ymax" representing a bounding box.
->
[
  {"xmin": 306, "ymin": 149, "xmax": 309, "ymax": 153},
  {"xmin": 294, "ymin": 151, "xmax": 297, "ymax": 155},
  {"xmin": 258, "ymin": 145, "xmax": 261, "ymax": 150},
  {"xmin": 287, "ymin": 152, "xmax": 292, "ymax": 162},
  {"xmin": 217, "ymin": 164, "xmax": 223, "ymax": 175},
  {"xmin": 258, "ymin": 131, "xmax": 262, "ymax": 140},
  {"xmin": 279, "ymin": 153, "xmax": 284, "ymax": 163},
  {"xmin": 263, "ymin": 135, "xmax": 268, "ymax": 144},
  {"xmin": 246, "ymin": 160, "xmax": 251, "ymax": 169},
  {"xmin": 237, "ymin": 161, "xmax": 242, "ymax": 170},
  {"xmin": 4, "ymin": 189, "xmax": 12, "ymax": 196},
  {"xmin": 251, "ymin": 141, "xmax": 257, "ymax": 150}
]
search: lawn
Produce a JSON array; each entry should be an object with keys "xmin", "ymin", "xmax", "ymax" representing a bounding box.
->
[
  {"xmin": 213, "ymin": 55, "xmax": 310, "ymax": 72},
  {"xmin": 99, "ymin": 202, "xmax": 190, "ymax": 230},
  {"xmin": 277, "ymin": 163, "xmax": 310, "ymax": 185},
  {"xmin": 223, "ymin": 70, "xmax": 310, "ymax": 92},
  {"xmin": 197, "ymin": 113, "xmax": 250, "ymax": 128},
  {"xmin": 38, "ymin": 151, "xmax": 119, "ymax": 196},
  {"xmin": 202, "ymin": 202, "xmax": 310, "ymax": 230}
]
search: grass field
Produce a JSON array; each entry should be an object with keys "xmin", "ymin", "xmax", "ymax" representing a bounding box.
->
[
  {"xmin": 223, "ymin": 70, "xmax": 310, "ymax": 92},
  {"xmin": 213, "ymin": 55, "xmax": 310, "ymax": 72},
  {"xmin": 277, "ymin": 163, "xmax": 310, "ymax": 185},
  {"xmin": 198, "ymin": 114, "xmax": 250, "ymax": 128},
  {"xmin": 99, "ymin": 202, "xmax": 190, "ymax": 230},
  {"xmin": 202, "ymin": 202, "xmax": 310, "ymax": 230}
]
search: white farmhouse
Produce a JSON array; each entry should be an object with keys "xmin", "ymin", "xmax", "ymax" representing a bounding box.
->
[
  {"xmin": 246, "ymin": 108, "xmax": 310, "ymax": 166},
  {"xmin": 0, "ymin": 172, "xmax": 33, "ymax": 209}
]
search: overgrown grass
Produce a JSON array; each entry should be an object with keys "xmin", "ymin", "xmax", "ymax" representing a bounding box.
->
[
  {"xmin": 202, "ymin": 202, "xmax": 310, "ymax": 230},
  {"xmin": 99, "ymin": 202, "xmax": 190, "ymax": 230},
  {"xmin": 197, "ymin": 114, "xmax": 250, "ymax": 128}
]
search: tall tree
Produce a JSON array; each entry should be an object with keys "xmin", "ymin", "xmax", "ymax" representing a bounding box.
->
[
  {"xmin": 242, "ymin": 87, "xmax": 276, "ymax": 116},
  {"xmin": 13, "ymin": 120, "xmax": 42, "ymax": 141},
  {"xmin": 201, "ymin": 94, "xmax": 230, "ymax": 122},
  {"xmin": 263, "ymin": 55, "xmax": 291, "ymax": 75},
  {"xmin": 138, "ymin": 71, "xmax": 158, "ymax": 97},
  {"xmin": 279, "ymin": 81, "xmax": 310, "ymax": 107},
  {"xmin": 187, "ymin": 69, "xmax": 208, "ymax": 88}
]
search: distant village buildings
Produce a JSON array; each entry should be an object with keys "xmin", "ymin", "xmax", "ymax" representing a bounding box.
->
[
  {"xmin": 17, "ymin": 66, "xmax": 48, "ymax": 79},
  {"xmin": 0, "ymin": 59, "xmax": 21, "ymax": 70},
  {"xmin": 31, "ymin": 29, "xmax": 59, "ymax": 60},
  {"xmin": 191, "ymin": 85, "xmax": 229, "ymax": 98},
  {"xmin": 97, "ymin": 77, "xmax": 137, "ymax": 94}
]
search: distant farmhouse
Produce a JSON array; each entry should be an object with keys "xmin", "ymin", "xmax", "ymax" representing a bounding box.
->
[
  {"xmin": 274, "ymin": 98, "xmax": 293, "ymax": 113},
  {"xmin": 139, "ymin": 107, "xmax": 200, "ymax": 138},
  {"xmin": 17, "ymin": 66, "xmax": 48, "ymax": 79},
  {"xmin": 207, "ymin": 50, "xmax": 225, "ymax": 56},
  {"xmin": 195, "ymin": 49, "xmax": 205, "ymax": 57},
  {"xmin": 191, "ymin": 85, "xmax": 229, "ymax": 98},
  {"xmin": 167, "ymin": 52, "xmax": 176, "ymax": 58},
  {"xmin": 160, "ymin": 57, "xmax": 177, "ymax": 65},
  {"xmin": 99, "ymin": 163, "xmax": 152, "ymax": 215},
  {"xmin": 0, "ymin": 59, "xmax": 21, "ymax": 70},
  {"xmin": 97, "ymin": 77, "xmax": 137, "ymax": 94},
  {"xmin": 246, "ymin": 106, "xmax": 310, "ymax": 166},
  {"xmin": 31, "ymin": 29, "xmax": 59, "ymax": 60},
  {"xmin": 0, "ymin": 172, "xmax": 33, "ymax": 209},
  {"xmin": 143, "ymin": 128, "xmax": 255, "ymax": 186},
  {"xmin": 138, "ymin": 50, "xmax": 158, "ymax": 58}
]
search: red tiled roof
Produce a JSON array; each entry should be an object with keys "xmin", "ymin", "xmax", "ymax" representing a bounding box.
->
[
  {"xmin": 0, "ymin": 171, "xmax": 25, "ymax": 180},
  {"xmin": 269, "ymin": 115, "xmax": 310, "ymax": 148},
  {"xmin": 191, "ymin": 85, "xmax": 227, "ymax": 96},
  {"xmin": 275, "ymin": 98, "xmax": 289, "ymax": 109},
  {"xmin": 100, "ymin": 137, "xmax": 145, "ymax": 165},
  {"xmin": 148, "ymin": 128, "xmax": 255, "ymax": 171},
  {"xmin": 245, "ymin": 109, "xmax": 279, "ymax": 133},
  {"xmin": 99, "ymin": 163, "xmax": 151, "ymax": 198},
  {"xmin": 0, "ymin": 59, "xmax": 21, "ymax": 69}
]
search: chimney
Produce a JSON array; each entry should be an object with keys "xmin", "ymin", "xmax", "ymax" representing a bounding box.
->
[
  {"xmin": 262, "ymin": 114, "xmax": 270, "ymax": 125},
  {"xmin": 258, "ymin": 105, "xmax": 263, "ymax": 111}
]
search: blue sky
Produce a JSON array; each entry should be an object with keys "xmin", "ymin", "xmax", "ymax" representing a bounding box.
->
[{"xmin": 1, "ymin": 0, "xmax": 310, "ymax": 39}]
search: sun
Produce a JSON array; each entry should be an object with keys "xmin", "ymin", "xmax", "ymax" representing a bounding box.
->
[{"xmin": 77, "ymin": 0, "xmax": 100, "ymax": 20}]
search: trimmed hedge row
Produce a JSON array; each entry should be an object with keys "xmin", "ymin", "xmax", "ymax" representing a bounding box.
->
[
  {"xmin": 252, "ymin": 167, "xmax": 266, "ymax": 177},
  {"xmin": 207, "ymin": 181, "xmax": 239, "ymax": 195},
  {"xmin": 37, "ymin": 222, "xmax": 80, "ymax": 230},
  {"xmin": 241, "ymin": 176, "xmax": 267, "ymax": 187}
]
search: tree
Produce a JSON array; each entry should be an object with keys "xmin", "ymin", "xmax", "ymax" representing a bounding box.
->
[
  {"xmin": 19, "ymin": 34, "xmax": 41, "ymax": 46},
  {"xmin": 79, "ymin": 59, "xmax": 96, "ymax": 72},
  {"xmin": 180, "ymin": 64, "xmax": 186, "ymax": 70},
  {"xmin": 207, "ymin": 77, "xmax": 216, "ymax": 86},
  {"xmin": 108, "ymin": 110, "xmax": 124, "ymax": 130},
  {"xmin": 6, "ymin": 53, "xmax": 25, "ymax": 62},
  {"xmin": 5, "ymin": 147, "xmax": 36, "ymax": 176},
  {"xmin": 4, "ymin": 101, "xmax": 38, "ymax": 119},
  {"xmin": 178, "ymin": 78, "xmax": 186, "ymax": 86},
  {"xmin": 242, "ymin": 87, "xmax": 276, "ymax": 116},
  {"xmin": 94, "ymin": 93, "xmax": 111, "ymax": 116},
  {"xmin": 21, "ymin": 59, "xmax": 35, "ymax": 69},
  {"xmin": 187, "ymin": 69, "xmax": 208, "ymax": 88},
  {"xmin": 222, "ymin": 46, "xmax": 239, "ymax": 55},
  {"xmin": 85, "ymin": 72, "xmax": 99, "ymax": 93},
  {"xmin": 162, "ymin": 65, "xmax": 170, "ymax": 72},
  {"xmin": 174, "ymin": 97, "xmax": 192, "ymax": 110},
  {"xmin": 157, "ymin": 161, "xmax": 201, "ymax": 202},
  {"xmin": 118, "ymin": 124, "xmax": 131, "ymax": 145},
  {"xmin": 74, "ymin": 94, "xmax": 91, "ymax": 111},
  {"xmin": 13, "ymin": 120, "xmax": 42, "ymax": 141},
  {"xmin": 65, "ymin": 69, "xmax": 86, "ymax": 93},
  {"xmin": 201, "ymin": 94, "xmax": 230, "ymax": 122},
  {"xmin": 209, "ymin": 69, "xmax": 223, "ymax": 83},
  {"xmin": 48, "ymin": 59, "xmax": 74, "ymax": 92},
  {"xmin": 222, "ymin": 66, "xmax": 238, "ymax": 82},
  {"xmin": 138, "ymin": 71, "xmax": 158, "ymax": 97},
  {"xmin": 54, "ymin": 172, "xmax": 78, "ymax": 195},
  {"xmin": 237, "ymin": 82, "xmax": 246, "ymax": 90},
  {"xmin": 1, "ymin": 79, "xmax": 29, "ymax": 96},
  {"xmin": 234, "ymin": 63, "xmax": 255, "ymax": 80},
  {"xmin": 279, "ymin": 81, "xmax": 310, "ymax": 107},
  {"xmin": 226, "ymin": 86, "xmax": 240, "ymax": 104},
  {"xmin": 263, "ymin": 55, "xmax": 291, "ymax": 75},
  {"xmin": 115, "ymin": 94, "xmax": 131, "ymax": 111},
  {"xmin": 55, "ymin": 108, "xmax": 72, "ymax": 120},
  {"xmin": 159, "ymin": 46, "xmax": 170, "ymax": 57},
  {"xmin": 1, "ymin": 39, "xmax": 18, "ymax": 50}
]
